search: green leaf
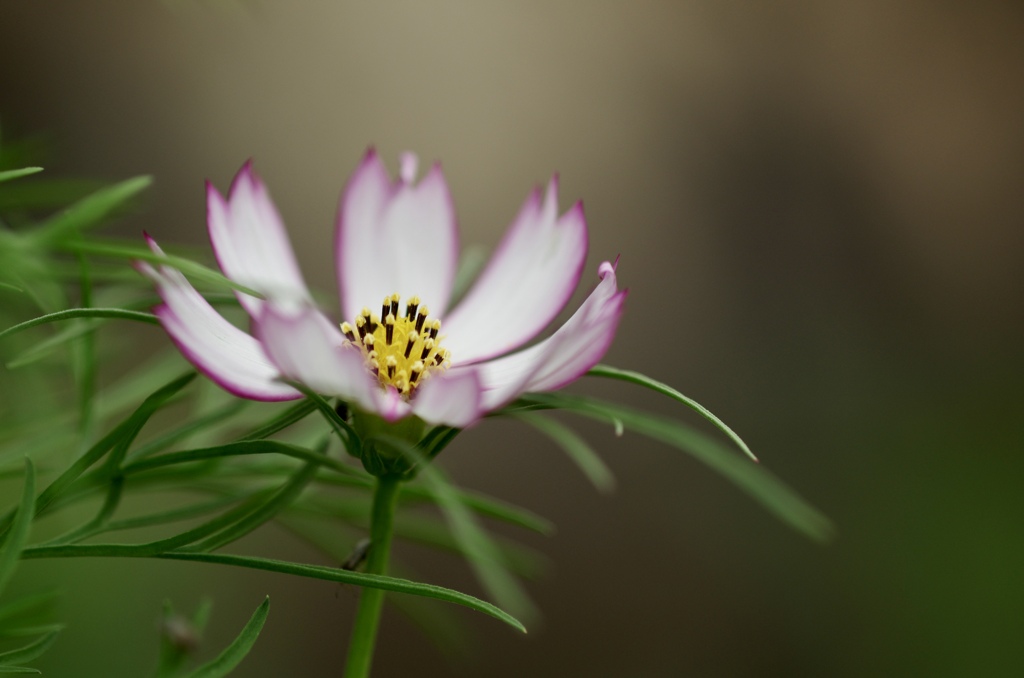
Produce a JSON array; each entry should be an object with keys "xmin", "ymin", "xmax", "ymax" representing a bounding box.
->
[
  {"xmin": 5, "ymin": 323, "xmax": 89, "ymax": 368},
  {"xmin": 64, "ymin": 241, "xmax": 261, "ymax": 297},
  {"xmin": 99, "ymin": 497, "xmax": 240, "ymax": 534},
  {"xmin": 0, "ymin": 168, "xmax": 43, "ymax": 184},
  {"xmin": 40, "ymin": 476, "xmax": 124, "ymax": 547},
  {"xmin": 186, "ymin": 597, "xmax": 269, "ymax": 678},
  {"xmin": 0, "ymin": 629, "xmax": 60, "ymax": 667},
  {"xmin": 3, "ymin": 373, "xmax": 195, "ymax": 532},
  {"xmin": 0, "ymin": 177, "xmax": 104, "ymax": 212},
  {"xmin": 0, "ymin": 592, "xmax": 58, "ymax": 631},
  {"xmin": 237, "ymin": 399, "xmax": 317, "ymax": 442},
  {"xmin": 74, "ymin": 254, "xmax": 97, "ymax": 436},
  {"xmin": 285, "ymin": 384, "xmax": 359, "ymax": 455},
  {"xmin": 0, "ymin": 308, "xmax": 160, "ymax": 342},
  {"xmin": 122, "ymin": 440, "xmax": 356, "ymax": 478},
  {"xmin": 127, "ymin": 401, "xmax": 248, "ymax": 462},
  {"xmin": 389, "ymin": 514, "xmax": 547, "ymax": 579},
  {"xmin": 513, "ymin": 412, "xmax": 615, "ymax": 493},
  {"xmin": 24, "ymin": 491, "xmax": 272, "ymax": 558},
  {"xmin": 0, "ymin": 460, "xmax": 35, "ymax": 597},
  {"xmin": 31, "ymin": 176, "xmax": 152, "ymax": 245},
  {"xmin": 228, "ymin": 465, "xmax": 552, "ymax": 534},
  {"xmin": 187, "ymin": 442, "xmax": 326, "ymax": 552},
  {"xmin": 0, "ymin": 666, "xmax": 41, "ymax": 673},
  {"xmin": 522, "ymin": 393, "xmax": 835, "ymax": 543},
  {"xmin": 370, "ymin": 435, "xmax": 538, "ymax": 624},
  {"xmin": 587, "ymin": 364, "xmax": 757, "ymax": 461},
  {"xmin": 400, "ymin": 485, "xmax": 554, "ymax": 536},
  {"xmin": 20, "ymin": 548, "xmax": 524, "ymax": 632}
]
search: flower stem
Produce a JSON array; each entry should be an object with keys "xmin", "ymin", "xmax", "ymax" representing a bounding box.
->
[{"xmin": 343, "ymin": 473, "xmax": 402, "ymax": 678}]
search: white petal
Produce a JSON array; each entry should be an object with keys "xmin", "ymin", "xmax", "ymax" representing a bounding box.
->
[
  {"xmin": 465, "ymin": 260, "xmax": 625, "ymax": 410},
  {"xmin": 411, "ymin": 368, "xmax": 484, "ymax": 428},
  {"xmin": 207, "ymin": 162, "xmax": 312, "ymax": 317},
  {"xmin": 336, "ymin": 149, "xmax": 459, "ymax": 321},
  {"xmin": 137, "ymin": 237, "xmax": 300, "ymax": 401},
  {"xmin": 441, "ymin": 177, "xmax": 588, "ymax": 365},
  {"xmin": 253, "ymin": 304, "xmax": 411, "ymax": 422}
]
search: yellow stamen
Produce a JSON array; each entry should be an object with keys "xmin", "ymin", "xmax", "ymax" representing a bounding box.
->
[{"xmin": 342, "ymin": 293, "xmax": 450, "ymax": 398}]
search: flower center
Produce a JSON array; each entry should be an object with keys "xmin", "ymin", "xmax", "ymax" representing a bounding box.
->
[{"xmin": 341, "ymin": 294, "xmax": 450, "ymax": 398}]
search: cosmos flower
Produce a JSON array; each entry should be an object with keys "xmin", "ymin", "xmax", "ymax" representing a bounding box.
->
[{"xmin": 138, "ymin": 150, "xmax": 625, "ymax": 428}]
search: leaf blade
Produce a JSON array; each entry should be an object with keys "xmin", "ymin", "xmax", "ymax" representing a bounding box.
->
[
  {"xmin": 31, "ymin": 176, "xmax": 152, "ymax": 245},
  {"xmin": 0, "ymin": 629, "xmax": 60, "ymax": 666},
  {"xmin": 186, "ymin": 597, "xmax": 269, "ymax": 678},
  {"xmin": 0, "ymin": 168, "xmax": 43, "ymax": 184},
  {"xmin": 523, "ymin": 392, "xmax": 835, "ymax": 542},
  {"xmin": 0, "ymin": 308, "xmax": 160, "ymax": 342},
  {"xmin": 0, "ymin": 460, "xmax": 36, "ymax": 596},
  {"xmin": 513, "ymin": 412, "xmax": 615, "ymax": 493},
  {"xmin": 19, "ymin": 548, "xmax": 525, "ymax": 632},
  {"xmin": 588, "ymin": 364, "xmax": 758, "ymax": 461}
]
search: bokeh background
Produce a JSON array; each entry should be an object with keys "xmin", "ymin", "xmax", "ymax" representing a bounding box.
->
[{"xmin": 2, "ymin": 1, "xmax": 1023, "ymax": 675}]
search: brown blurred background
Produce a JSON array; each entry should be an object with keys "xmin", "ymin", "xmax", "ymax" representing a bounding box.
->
[{"xmin": 2, "ymin": 1, "xmax": 1023, "ymax": 676}]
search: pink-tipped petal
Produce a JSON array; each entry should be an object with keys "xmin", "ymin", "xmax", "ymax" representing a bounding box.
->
[
  {"xmin": 207, "ymin": 162, "xmax": 312, "ymax": 317},
  {"xmin": 336, "ymin": 149, "xmax": 459, "ymax": 320},
  {"xmin": 253, "ymin": 304, "xmax": 408, "ymax": 420},
  {"xmin": 137, "ymin": 238, "xmax": 300, "ymax": 402},
  {"xmin": 441, "ymin": 177, "xmax": 588, "ymax": 365},
  {"xmin": 411, "ymin": 368, "xmax": 485, "ymax": 428},
  {"xmin": 468, "ymin": 260, "xmax": 626, "ymax": 409}
]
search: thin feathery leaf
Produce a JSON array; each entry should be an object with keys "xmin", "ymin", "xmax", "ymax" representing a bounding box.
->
[
  {"xmin": 65, "ymin": 241, "xmax": 261, "ymax": 297},
  {"xmin": 0, "ymin": 629, "xmax": 60, "ymax": 667},
  {"xmin": 186, "ymin": 597, "xmax": 269, "ymax": 678},
  {"xmin": 0, "ymin": 168, "xmax": 43, "ymax": 184},
  {"xmin": 588, "ymin": 364, "xmax": 757, "ymax": 461},
  {"xmin": 237, "ymin": 399, "xmax": 317, "ymax": 442},
  {"xmin": 371, "ymin": 435, "xmax": 539, "ymax": 625},
  {"xmin": 31, "ymin": 176, "xmax": 152, "ymax": 245},
  {"xmin": 122, "ymin": 440, "xmax": 357, "ymax": 478},
  {"xmin": 0, "ymin": 460, "xmax": 36, "ymax": 596},
  {"xmin": 19, "ymin": 549, "xmax": 525, "ymax": 632},
  {"xmin": 513, "ymin": 412, "xmax": 615, "ymax": 493},
  {"xmin": 522, "ymin": 393, "xmax": 835, "ymax": 543},
  {"xmin": 0, "ymin": 308, "xmax": 160, "ymax": 342},
  {"xmin": 187, "ymin": 441, "xmax": 326, "ymax": 552},
  {"xmin": 0, "ymin": 373, "xmax": 195, "ymax": 533}
]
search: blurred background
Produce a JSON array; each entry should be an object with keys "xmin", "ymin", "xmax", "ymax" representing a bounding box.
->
[{"xmin": 2, "ymin": 1, "xmax": 1023, "ymax": 675}]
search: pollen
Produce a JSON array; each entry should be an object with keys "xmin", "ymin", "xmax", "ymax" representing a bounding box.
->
[{"xmin": 342, "ymin": 294, "xmax": 450, "ymax": 398}]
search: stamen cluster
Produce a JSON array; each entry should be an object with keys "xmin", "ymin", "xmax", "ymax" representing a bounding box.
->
[{"xmin": 341, "ymin": 294, "xmax": 450, "ymax": 398}]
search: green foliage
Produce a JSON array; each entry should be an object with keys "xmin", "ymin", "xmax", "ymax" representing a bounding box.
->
[
  {"xmin": 0, "ymin": 460, "xmax": 35, "ymax": 596},
  {"xmin": 516, "ymin": 391, "xmax": 835, "ymax": 543},
  {"xmin": 0, "ymin": 140, "xmax": 829, "ymax": 674},
  {"xmin": 587, "ymin": 363, "xmax": 758, "ymax": 461},
  {"xmin": 186, "ymin": 597, "xmax": 268, "ymax": 678}
]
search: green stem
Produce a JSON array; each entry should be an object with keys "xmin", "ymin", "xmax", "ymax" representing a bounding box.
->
[{"xmin": 343, "ymin": 474, "xmax": 402, "ymax": 677}]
